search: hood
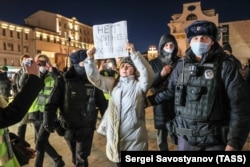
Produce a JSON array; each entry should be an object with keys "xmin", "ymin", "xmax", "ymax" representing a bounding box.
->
[{"xmin": 158, "ymin": 34, "xmax": 178, "ymax": 56}]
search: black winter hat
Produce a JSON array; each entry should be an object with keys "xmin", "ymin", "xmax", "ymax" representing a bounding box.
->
[
  {"xmin": 70, "ymin": 50, "xmax": 87, "ymax": 65},
  {"xmin": 185, "ymin": 20, "xmax": 218, "ymax": 43},
  {"xmin": 222, "ymin": 43, "xmax": 232, "ymax": 53}
]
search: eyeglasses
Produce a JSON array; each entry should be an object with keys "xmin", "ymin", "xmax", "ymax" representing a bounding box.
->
[{"xmin": 38, "ymin": 60, "xmax": 47, "ymax": 66}]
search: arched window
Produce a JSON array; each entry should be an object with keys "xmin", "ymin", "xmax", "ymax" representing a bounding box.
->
[{"xmin": 186, "ymin": 14, "xmax": 197, "ymax": 21}]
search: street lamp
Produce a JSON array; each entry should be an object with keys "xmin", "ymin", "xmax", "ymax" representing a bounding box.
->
[{"xmin": 147, "ymin": 45, "xmax": 158, "ymax": 61}]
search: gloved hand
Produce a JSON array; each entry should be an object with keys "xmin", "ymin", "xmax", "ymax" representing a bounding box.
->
[{"xmin": 43, "ymin": 111, "xmax": 58, "ymax": 133}]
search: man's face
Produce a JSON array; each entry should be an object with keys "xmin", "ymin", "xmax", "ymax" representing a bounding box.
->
[
  {"xmin": 190, "ymin": 35, "xmax": 214, "ymax": 46},
  {"xmin": 163, "ymin": 42, "xmax": 175, "ymax": 50}
]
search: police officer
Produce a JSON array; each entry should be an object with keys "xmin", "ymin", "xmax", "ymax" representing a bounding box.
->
[
  {"xmin": 27, "ymin": 54, "xmax": 64, "ymax": 167},
  {"xmin": 147, "ymin": 20, "xmax": 249, "ymax": 151},
  {"xmin": 148, "ymin": 34, "xmax": 180, "ymax": 150},
  {"xmin": 43, "ymin": 50, "xmax": 106, "ymax": 167}
]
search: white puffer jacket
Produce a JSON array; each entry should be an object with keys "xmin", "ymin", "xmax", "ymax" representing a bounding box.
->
[{"xmin": 84, "ymin": 52, "xmax": 154, "ymax": 162}]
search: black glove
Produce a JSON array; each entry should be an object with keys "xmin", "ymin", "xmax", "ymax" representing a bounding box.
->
[{"xmin": 43, "ymin": 111, "xmax": 58, "ymax": 133}]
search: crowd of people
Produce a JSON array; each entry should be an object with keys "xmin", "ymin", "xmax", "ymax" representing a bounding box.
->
[{"xmin": 0, "ymin": 20, "xmax": 249, "ymax": 167}]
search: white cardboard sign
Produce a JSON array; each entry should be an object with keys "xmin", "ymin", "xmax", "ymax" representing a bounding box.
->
[{"xmin": 93, "ymin": 20, "xmax": 128, "ymax": 59}]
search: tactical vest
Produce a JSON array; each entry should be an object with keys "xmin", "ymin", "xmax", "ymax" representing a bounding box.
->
[
  {"xmin": 175, "ymin": 62, "xmax": 220, "ymax": 120},
  {"xmin": 0, "ymin": 129, "xmax": 20, "ymax": 167},
  {"xmin": 173, "ymin": 61, "xmax": 227, "ymax": 145},
  {"xmin": 28, "ymin": 75, "xmax": 55, "ymax": 113},
  {"xmin": 61, "ymin": 79, "xmax": 97, "ymax": 128}
]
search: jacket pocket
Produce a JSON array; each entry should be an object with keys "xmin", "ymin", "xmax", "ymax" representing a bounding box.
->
[{"xmin": 187, "ymin": 86, "xmax": 202, "ymax": 101}]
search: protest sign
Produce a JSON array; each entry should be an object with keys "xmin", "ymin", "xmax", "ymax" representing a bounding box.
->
[{"xmin": 93, "ymin": 20, "xmax": 128, "ymax": 59}]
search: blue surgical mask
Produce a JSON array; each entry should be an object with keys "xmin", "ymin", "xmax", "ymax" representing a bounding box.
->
[{"xmin": 190, "ymin": 42, "xmax": 210, "ymax": 56}]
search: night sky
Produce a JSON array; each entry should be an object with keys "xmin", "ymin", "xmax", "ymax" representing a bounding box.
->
[{"xmin": 1, "ymin": 0, "xmax": 250, "ymax": 52}]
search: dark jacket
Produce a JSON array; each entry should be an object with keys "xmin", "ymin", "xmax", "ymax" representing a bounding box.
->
[
  {"xmin": 12, "ymin": 69, "xmax": 30, "ymax": 97},
  {"xmin": 148, "ymin": 42, "xmax": 249, "ymax": 150},
  {"xmin": 0, "ymin": 72, "xmax": 12, "ymax": 100},
  {"xmin": 44, "ymin": 66, "xmax": 107, "ymax": 129},
  {"xmin": 0, "ymin": 75, "xmax": 43, "ymax": 128},
  {"xmin": 149, "ymin": 34, "xmax": 180, "ymax": 129}
]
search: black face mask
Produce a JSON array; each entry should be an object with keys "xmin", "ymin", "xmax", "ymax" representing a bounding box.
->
[{"xmin": 74, "ymin": 65, "xmax": 85, "ymax": 76}]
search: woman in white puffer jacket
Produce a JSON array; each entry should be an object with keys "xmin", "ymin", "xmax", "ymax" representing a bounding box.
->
[{"xmin": 84, "ymin": 43, "xmax": 154, "ymax": 166}]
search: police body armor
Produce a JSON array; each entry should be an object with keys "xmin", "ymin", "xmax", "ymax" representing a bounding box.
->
[
  {"xmin": 173, "ymin": 61, "xmax": 228, "ymax": 146},
  {"xmin": 61, "ymin": 79, "xmax": 97, "ymax": 128}
]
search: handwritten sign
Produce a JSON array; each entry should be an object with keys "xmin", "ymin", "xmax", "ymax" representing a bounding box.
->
[{"xmin": 93, "ymin": 20, "xmax": 128, "ymax": 59}]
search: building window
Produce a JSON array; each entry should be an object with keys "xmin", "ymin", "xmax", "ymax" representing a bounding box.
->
[
  {"xmin": 24, "ymin": 46, "xmax": 29, "ymax": 53},
  {"xmin": 18, "ymin": 45, "xmax": 21, "ymax": 52},
  {"xmin": 25, "ymin": 34, "xmax": 28, "ymax": 40},
  {"xmin": 222, "ymin": 25, "xmax": 229, "ymax": 44},
  {"xmin": 3, "ymin": 42, "xmax": 7, "ymax": 50},
  {"xmin": 3, "ymin": 29, "xmax": 6, "ymax": 36},
  {"xmin": 17, "ymin": 32, "xmax": 20, "ymax": 39},
  {"xmin": 10, "ymin": 30, "xmax": 13, "ymax": 38},
  {"xmin": 186, "ymin": 14, "xmax": 197, "ymax": 21},
  {"xmin": 40, "ymin": 35, "xmax": 43, "ymax": 40}
]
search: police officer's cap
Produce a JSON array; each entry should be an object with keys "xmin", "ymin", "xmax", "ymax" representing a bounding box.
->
[{"xmin": 185, "ymin": 20, "xmax": 218, "ymax": 43}]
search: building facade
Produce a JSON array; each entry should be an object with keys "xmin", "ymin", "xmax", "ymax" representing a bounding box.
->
[
  {"xmin": 0, "ymin": 10, "xmax": 93, "ymax": 72},
  {"xmin": 167, "ymin": 1, "xmax": 250, "ymax": 64},
  {"xmin": 1, "ymin": 4, "xmax": 250, "ymax": 72}
]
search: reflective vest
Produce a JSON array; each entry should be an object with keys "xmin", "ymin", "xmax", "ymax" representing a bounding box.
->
[
  {"xmin": 28, "ymin": 75, "xmax": 55, "ymax": 113},
  {"xmin": 0, "ymin": 129, "xmax": 20, "ymax": 167},
  {"xmin": 102, "ymin": 70, "xmax": 119, "ymax": 100}
]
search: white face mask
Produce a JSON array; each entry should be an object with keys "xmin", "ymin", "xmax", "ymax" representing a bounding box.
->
[
  {"xmin": 190, "ymin": 41, "xmax": 211, "ymax": 56},
  {"xmin": 163, "ymin": 48, "xmax": 174, "ymax": 54},
  {"xmin": 39, "ymin": 66, "xmax": 47, "ymax": 73}
]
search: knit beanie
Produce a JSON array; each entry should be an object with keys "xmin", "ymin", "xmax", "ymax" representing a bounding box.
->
[{"xmin": 120, "ymin": 57, "xmax": 136, "ymax": 70}]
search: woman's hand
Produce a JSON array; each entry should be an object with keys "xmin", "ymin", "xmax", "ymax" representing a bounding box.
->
[
  {"xmin": 125, "ymin": 42, "xmax": 136, "ymax": 55},
  {"xmin": 87, "ymin": 47, "xmax": 96, "ymax": 59},
  {"xmin": 26, "ymin": 61, "xmax": 40, "ymax": 77}
]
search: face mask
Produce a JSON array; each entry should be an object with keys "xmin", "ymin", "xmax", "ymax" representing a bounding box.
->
[
  {"xmin": 163, "ymin": 48, "xmax": 174, "ymax": 54},
  {"xmin": 190, "ymin": 41, "xmax": 211, "ymax": 56},
  {"xmin": 39, "ymin": 66, "xmax": 47, "ymax": 73}
]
